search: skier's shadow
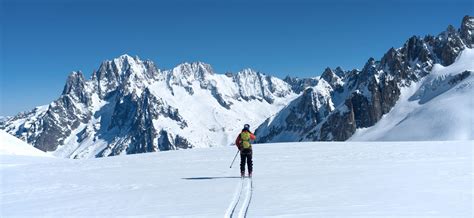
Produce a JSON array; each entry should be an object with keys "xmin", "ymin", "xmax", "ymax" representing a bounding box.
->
[{"xmin": 182, "ymin": 176, "xmax": 241, "ymax": 180}]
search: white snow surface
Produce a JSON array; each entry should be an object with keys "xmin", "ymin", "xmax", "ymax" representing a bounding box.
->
[
  {"xmin": 1, "ymin": 141, "xmax": 472, "ymax": 217},
  {"xmin": 351, "ymin": 48, "xmax": 474, "ymax": 141},
  {"xmin": 0, "ymin": 130, "xmax": 51, "ymax": 157}
]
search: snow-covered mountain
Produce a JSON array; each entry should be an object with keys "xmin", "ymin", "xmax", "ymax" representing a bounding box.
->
[
  {"xmin": 350, "ymin": 48, "xmax": 474, "ymax": 140},
  {"xmin": 255, "ymin": 15, "xmax": 474, "ymax": 142},
  {"xmin": 1, "ymin": 16, "xmax": 473, "ymax": 157},
  {"xmin": 1, "ymin": 56, "xmax": 297, "ymax": 158}
]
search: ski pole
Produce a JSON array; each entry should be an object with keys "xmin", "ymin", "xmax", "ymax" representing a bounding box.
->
[{"xmin": 229, "ymin": 150, "xmax": 239, "ymax": 168}]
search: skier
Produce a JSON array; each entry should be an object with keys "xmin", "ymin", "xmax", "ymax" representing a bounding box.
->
[{"xmin": 235, "ymin": 124, "xmax": 256, "ymax": 177}]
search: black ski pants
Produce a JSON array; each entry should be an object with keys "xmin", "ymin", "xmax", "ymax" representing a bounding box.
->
[{"xmin": 240, "ymin": 148, "xmax": 253, "ymax": 173}]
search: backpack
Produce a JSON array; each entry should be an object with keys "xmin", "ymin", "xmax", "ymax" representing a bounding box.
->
[{"xmin": 240, "ymin": 131, "xmax": 252, "ymax": 149}]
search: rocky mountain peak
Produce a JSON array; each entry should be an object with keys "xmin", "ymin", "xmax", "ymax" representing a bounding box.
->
[
  {"xmin": 237, "ymin": 68, "xmax": 259, "ymax": 76},
  {"xmin": 334, "ymin": 67, "xmax": 345, "ymax": 77},
  {"xmin": 164, "ymin": 61, "xmax": 215, "ymax": 92},
  {"xmin": 460, "ymin": 15, "xmax": 474, "ymax": 46},
  {"xmin": 380, "ymin": 47, "xmax": 403, "ymax": 73},
  {"xmin": 62, "ymin": 71, "xmax": 85, "ymax": 94},
  {"xmin": 62, "ymin": 71, "xmax": 91, "ymax": 105},
  {"xmin": 91, "ymin": 54, "xmax": 157, "ymax": 98},
  {"xmin": 320, "ymin": 67, "xmax": 344, "ymax": 91},
  {"xmin": 402, "ymin": 36, "xmax": 429, "ymax": 63},
  {"xmin": 359, "ymin": 57, "xmax": 378, "ymax": 80},
  {"xmin": 283, "ymin": 76, "xmax": 319, "ymax": 94},
  {"xmin": 114, "ymin": 54, "xmax": 142, "ymax": 67},
  {"xmin": 171, "ymin": 61, "xmax": 214, "ymax": 80},
  {"xmin": 430, "ymin": 19, "xmax": 468, "ymax": 66},
  {"xmin": 321, "ymin": 67, "xmax": 337, "ymax": 80},
  {"xmin": 446, "ymin": 24, "xmax": 457, "ymax": 34},
  {"xmin": 321, "ymin": 67, "xmax": 333, "ymax": 76},
  {"xmin": 363, "ymin": 57, "xmax": 376, "ymax": 68},
  {"xmin": 94, "ymin": 54, "xmax": 148, "ymax": 77}
]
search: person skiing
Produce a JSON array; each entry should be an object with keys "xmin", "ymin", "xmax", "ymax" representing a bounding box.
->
[{"xmin": 235, "ymin": 124, "xmax": 256, "ymax": 177}]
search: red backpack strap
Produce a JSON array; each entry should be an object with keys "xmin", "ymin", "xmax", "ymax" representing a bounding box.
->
[{"xmin": 235, "ymin": 134, "xmax": 242, "ymax": 150}]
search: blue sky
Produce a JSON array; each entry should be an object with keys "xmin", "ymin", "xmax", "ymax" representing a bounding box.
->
[{"xmin": 0, "ymin": 0, "xmax": 472, "ymax": 116}]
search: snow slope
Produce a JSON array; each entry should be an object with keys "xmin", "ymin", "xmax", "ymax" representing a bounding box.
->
[
  {"xmin": 1, "ymin": 141, "xmax": 472, "ymax": 217},
  {"xmin": 351, "ymin": 48, "xmax": 474, "ymax": 141},
  {"xmin": 0, "ymin": 130, "xmax": 51, "ymax": 157}
]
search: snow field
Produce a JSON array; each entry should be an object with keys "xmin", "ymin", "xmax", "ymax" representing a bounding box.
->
[{"xmin": 1, "ymin": 140, "xmax": 472, "ymax": 217}]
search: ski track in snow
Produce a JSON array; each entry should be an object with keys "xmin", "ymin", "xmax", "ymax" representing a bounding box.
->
[
  {"xmin": 237, "ymin": 177, "xmax": 253, "ymax": 218},
  {"xmin": 225, "ymin": 178, "xmax": 244, "ymax": 217},
  {"xmin": 225, "ymin": 177, "xmax": 253, "ymax": 218},
  {"xmin": 2, "ymin": 141, "xmax": 472, "ymax": 217}
]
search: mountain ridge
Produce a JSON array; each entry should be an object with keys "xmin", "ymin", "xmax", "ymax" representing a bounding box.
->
[
  {"xmin": 2, "ymin": 15, "xmax": 473, "ymax": 158},
  {"xmin": 1, "ymin": 52, "xmax": 298, "ymax": 158},
  {"xmin": 255, "ymin": 15, "xmax": 473, "ymax": 142}
]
